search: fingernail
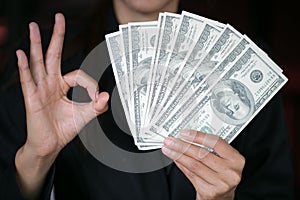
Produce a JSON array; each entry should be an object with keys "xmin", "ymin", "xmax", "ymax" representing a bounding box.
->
[
  {"xmin": 161, "ymin": 146, "xmax": 172, "ymax": 155},
  {"xmin": 29, "ymin": 22, "xmax": 33, "ymax": 29},
  {"xmin": 55, "ymin": 13, "xmax": 59, "ymax": 22},
  {"xmin": 16, "ymin": 50, "xmax": 20, "ymax": 58},
  {"xmin": 164, "ymin": 137, "xmax": 174, "ymax": 147},
  {"xmin": 29, "ymin": 23, "xmax": 33, "ymax": 34},
  {"xmin": 99, "ymin": 92, "xmax": 109, "ymax": 101},
  {"xmin": 95, "ymin": 91, "xmax": 99, "ymax": 100}
]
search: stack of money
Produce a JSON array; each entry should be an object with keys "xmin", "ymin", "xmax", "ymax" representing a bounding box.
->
[{"xmin": 105, "ymin": 11, "xmax": 287, "ymax": 150}]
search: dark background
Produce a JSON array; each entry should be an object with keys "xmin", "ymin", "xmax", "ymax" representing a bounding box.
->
[{"xmin": 0, "ymin": 0, "xmax": 299, "ymax": 198}]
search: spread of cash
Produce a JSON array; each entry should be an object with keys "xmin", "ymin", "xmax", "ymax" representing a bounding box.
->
[{"xmin": 105, "ymin": 11, "xmax": 288, "ymax": 150}]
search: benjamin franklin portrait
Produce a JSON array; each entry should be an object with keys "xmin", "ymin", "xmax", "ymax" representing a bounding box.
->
[{"xmin": 210, "ymin": 79, "xmax": 255, "ymax": 125}]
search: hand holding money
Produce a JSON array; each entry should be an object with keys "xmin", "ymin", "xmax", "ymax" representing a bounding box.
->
[
  {"xmin": 106, "ymin": 11, "xmax": 288, "ymax": 150},
  {"xmin": 162, "ymin": 130, "xmax": 245, "ymax": 200}
]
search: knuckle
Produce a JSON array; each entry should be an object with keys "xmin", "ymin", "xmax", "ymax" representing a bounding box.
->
[
  {"xmin": 76, "ymin": 69, "xmax": 88, "ymax": 80},
  {"xmin": 228, "ymin": 171, "xmax": 242, "ymax": 186},
  {"xmin": 34, "ymin": 40, "xmax": 42, "ymax": 46},
  {"xmin": 232, "ymin": 173, "xmax": 242, "ymax": 186},
  {"xmin": 228, "ymin": 151, "xmax": 245, "ymax": 169},
  {"xmin": 188, "ymin": 160, "xmax": 201, "ymax": 172},
  {"xmin": 204, "ymin": 184, "xmax": 233, "ymax": 200},
  {"xmin": 218, "ymin": 180, "xmax": 231, "ymax": 194},
  {"xmin": 203, "ymin": 188, "xmax": 218, "ymax": 200},
  {"xmin": 56, "ymin": 30, "xmax": 65, "ymax": 38},
  {"xmin": 20, "ymin": 76, "xmax": 32, "ymax": 85},
  {"xmin": 217, "ymin": 137, "xmax": 227, "ymax": 146},
  {"xmin": 232, "ymin": 154, "xmax": 246, "ymax": 171},
  {"xmin": 49, "ymin": 52, "xmax": 61, "ymax": 60},
  {"xmin": 179, "ymin": 142, "xmax": 190, "ymax": 154},
  {"xmin": 34, "ymin": 57, "xmax": 44, "ymax": 65},
  {"xmin": 223, "ymin": 168, "xmax": 242, "ymax": 187},
  {"xmin": 239, "ymin": 155, "xmax": 246, "ymax": 168},
  {"xmin": 75, "ymin": 69, "xmax": 82, "ymax": 75},
  {"xmin": 183, "ymin": 165, "xmax": 195, "ymax": 178}
]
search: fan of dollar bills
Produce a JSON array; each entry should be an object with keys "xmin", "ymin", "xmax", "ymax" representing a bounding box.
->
[{"xmin": 105, "ymin": 11, "xmax": 287, "ymax": 150}]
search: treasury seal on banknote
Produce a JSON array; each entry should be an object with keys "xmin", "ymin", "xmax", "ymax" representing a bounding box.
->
[
  {"xmin": 210, "ymin": 79, "xmax": 255, "ymax": 125},
  {"xmin": 250, "ymin": 69, "xmax": 263, "ymax": 83}
]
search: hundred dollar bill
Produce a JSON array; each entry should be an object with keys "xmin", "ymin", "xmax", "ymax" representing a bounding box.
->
[
  {"xmin": 119, "ymin": 25, "xmax": 132, "ymax": 108},
  {"xmin": 148, "ymin": 25, "xmax": 243, "ymax": 134},
  {"xmin": 147, "ymin": 38, "xmax": 249, "ymax": 137},
  {"xmin": 148, "ymin": 11, "xmax": 225, "ymax": 121},
  {"xmin": 128, "ymin": 21, "xmax": 164, "ymax": 143},
  {"xmin": 167, "ymin": 46, "xmax": 288, "ymax": 142},
  {"xmin": 136, "ymin": 144, "xmax": 163, "ymax": 151},
  {"xmin": 105, "ymin": 32, "xmax": 135, "ymax": 137},
  {"xmin": 156, "ymin": 37, "xmax": 252, "ymax": 135},
  {"xmin": 144, "ymin": 12, "xmax": 181, "ymax": 125},
  {"xmin": 152, "ymin": 34, "xmax": 271, "ymax": 130},
  {"xmin": 142, "ymin": 13, "xmax": 165, "ymax": 126},
  {"xmin": 148, "ymin": 11, "xmax": 214, "ymax": 122},
  {"xmin": 149, "ymin": 23, "xmax": 222, "ymax": 125}
]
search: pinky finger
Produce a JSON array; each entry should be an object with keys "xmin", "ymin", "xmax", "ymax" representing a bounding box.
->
[{"xmin": 16, "ymin": 50, "xmax": 37, "ymax": 98}]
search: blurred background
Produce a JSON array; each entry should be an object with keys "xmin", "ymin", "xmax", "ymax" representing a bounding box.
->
[{"xmin": 0, "ymin": 0, "xmax": 299, "ymax": 198}]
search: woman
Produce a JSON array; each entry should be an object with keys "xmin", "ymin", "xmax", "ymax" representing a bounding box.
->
[{"xmin": 0, "ymin": 0, "xmax": 295, "ymax": 199}]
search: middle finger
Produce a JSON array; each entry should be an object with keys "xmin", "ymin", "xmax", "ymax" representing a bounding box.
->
[
  {"xmin": 163, "ymin": 137, "xmax": 227, "ymax": 172},
  {"xmin": 45, "ymin": 13, "xmax": 65, "ymax": 75}
]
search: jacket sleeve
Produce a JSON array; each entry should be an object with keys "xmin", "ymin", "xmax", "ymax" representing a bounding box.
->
[
  {"xmin": 232, "ymin": 93, "xmax": 295, "ymax": 199},
  {"xmin": 0, "ymin": 155, "xmax": 55, "ymax": 200},
  {"xmin": 0, "ymin": 85, "xmax": 55, "ymax": 200}
]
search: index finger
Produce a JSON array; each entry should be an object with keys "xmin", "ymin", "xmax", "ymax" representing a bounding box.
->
[
  {"xmin": 63, "ymin": 69, "xmax": 99, "ymax": 101},
  {"xmin": 179, "ymin": 129, "xmax": 240, "ymax": 160}
]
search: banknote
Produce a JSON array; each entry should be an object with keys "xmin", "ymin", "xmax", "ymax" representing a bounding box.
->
[
  {"xmin": 149, "ymin": 23, "xmax": 223, "ymax": 127},
  {"xmin": 148, "ymin": 25, "xmax": 243, "ymax": 134},
  {"xmin": 144, "ymin": 12, "xmax": 181, "ymax": 124},
  {"xmin": 105, "ymin": 11, "xmax": 288, "ymax": 150},
  {"xmin": 128, "ymin": 21, "xmax": 165, "ymax": 143},
  {"xmin": 166, "ymin": 46, "xmax": 288, "ymax": 142},
  {"xmin": 142, "ymin": 13, "xmax": 165, "ymax": 126},
  {"xmin": 150, "ymin": 11, "xmax": 226, "ymax": 120},
  {"xmin": 148, "ymin": 11, "xmax": 212, "ymax": 123},
  {"xmin": 119, "ymin": 25, "xmax": 132, "ymax": 107},
  {"xmin": 155, "ymin": 37, "xmax": 251, "ymax": 136},
  {"xmin": 105, "ymin": 32, "xmax": 135, "ymax": 137}
]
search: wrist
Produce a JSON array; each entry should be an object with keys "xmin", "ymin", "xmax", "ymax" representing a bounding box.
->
[
  {"xmin": 16, "ymin": 144, "xmax": 58, "ymax": 171},
  {"xmin": 15, "ymin": 145, "xmax": 58, "ymax": 199},
  {"xmin": 22, "ymin": 134, "xmax": 62, "ymax": 158}
]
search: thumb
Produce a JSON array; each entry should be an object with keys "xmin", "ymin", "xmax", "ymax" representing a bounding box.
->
[
  {"xmin": 73, "ymin": 91, "xmax": 109, "ymax": 132},
  {"xmin": 93, "ymin": 91, "xmax": 109, "ymax": 115}
]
